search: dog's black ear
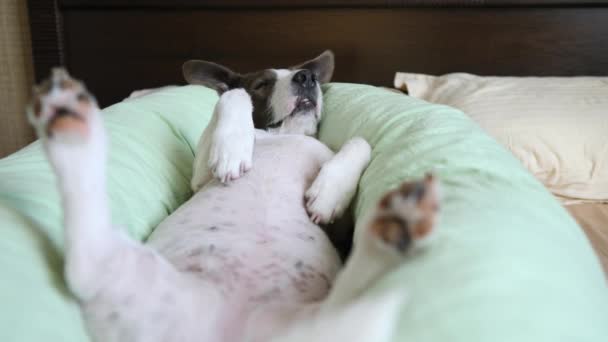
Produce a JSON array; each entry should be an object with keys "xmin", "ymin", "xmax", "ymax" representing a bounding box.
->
[
  {"xmin": 292, "ymin": 50, "xmax": 335, "ymax": 84},
  {"xmin": 182, "ymin": 60, "xmax": 242, "ymax": 94}
]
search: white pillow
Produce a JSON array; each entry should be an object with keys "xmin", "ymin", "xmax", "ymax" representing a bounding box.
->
[{"xmin": 394, "ymin": 72, "xmax": 608, "ymax": 203}]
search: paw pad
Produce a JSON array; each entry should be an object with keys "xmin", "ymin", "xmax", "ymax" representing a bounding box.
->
[
  {"xmin": 369, "ymin": 173, "xmax": 440, "ymax": 252},
  {"xmin": 28, "ymin": 68, "xmax": 96, "ymax": 139}
]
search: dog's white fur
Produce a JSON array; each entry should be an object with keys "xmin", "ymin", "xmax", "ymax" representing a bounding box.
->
[
  {"xmin": 305, "ymin": 137, "xmax": 371, "ymax": 224},
  {"xmin": 191, "ymin": 70, "xmax": 367, "ymax": 224},
  {"xmin": 30, "ymin": 68, "xmax": 437, "ymax": 342},
  {"xmin": 270, "ymin": 290, "xmax": 405, "ymax": 342},
  {"xmin": 269, "ymin": 69, "xmax": 298, "ymax": 123},
  {"xmin": 191, "ymin": 89, "xmax": 255, "ymax": 189},
  {"xmin": 268, "ymin": 69, "xmax": 321, "ymax": 136}
]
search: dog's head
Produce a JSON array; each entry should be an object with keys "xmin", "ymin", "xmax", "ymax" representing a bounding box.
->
[{"xmin": 182, "ymin": 50, "xmax": 334, "ymax": 136}]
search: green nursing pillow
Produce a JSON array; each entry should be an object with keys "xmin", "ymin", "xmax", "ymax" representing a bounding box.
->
[{"xmin": 0, "ymin": 84, "xmax": 605, "ymax": 342}]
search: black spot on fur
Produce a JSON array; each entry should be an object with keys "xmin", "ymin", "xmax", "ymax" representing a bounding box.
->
[
  {"xmin": 295, "ymin": 232, "xmax": 312, "ymax": 241},
  {"xmin": 186, "ymin": 264, "xmax": 204, "ymax": 273},
  {"xmin": 161, "ymin": 293, "xmax": 174, "ymax": 304},
  {"xmin": 318, "ymin": 273, "xmax": 331, "ymax": 290},
  {"xmin": 187, "ymin": 247, "xmax": 205, "ymax": 257},
  {"xmin": 122, "ymin": 294, "xmax": 135, "ymax": 306},
  {"xmin": 107, "ymin": 311, "xmax": 119, "ymax": 321}
]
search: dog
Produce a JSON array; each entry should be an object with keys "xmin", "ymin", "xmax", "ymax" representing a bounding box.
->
[{"xmin": 27, "ymin": 51, "xmax": 440, "ymax": 342}]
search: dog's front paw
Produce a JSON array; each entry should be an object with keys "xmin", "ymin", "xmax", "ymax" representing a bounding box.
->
[
  {"xmin": 305, "ymin": 162, "xmax": 355, "ymax": 225},
  {"xmin": 305, "ymin": 137, "xmax": 370, "ymax": 225},
  {"xmin": 207, "ymin": 89, "xmax": 254, "ymax": 184},
  {"xmin": 369, "ymin": 173, "xmax": 440, "ymax": 253},
  {"xmin": 209, "ymin": 132, "xmax": 253, "ymax": 183}
]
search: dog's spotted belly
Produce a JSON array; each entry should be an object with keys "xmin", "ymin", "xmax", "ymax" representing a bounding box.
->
[{"xmin": 148, "ymin": 134, "xmax": 341, "ymax": 307}]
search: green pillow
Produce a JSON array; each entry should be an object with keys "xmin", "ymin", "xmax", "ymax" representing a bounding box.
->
[
  {"xmin": 0, "ymin": 84, "xmax": 605, "ymax": 342},
  {"xmin": 320, "ymin": 84, "xmax": 608, "ymax": 341},
  {"xmin": 0, "ymin": 86, "xmax": 217, "ymax": 341}
]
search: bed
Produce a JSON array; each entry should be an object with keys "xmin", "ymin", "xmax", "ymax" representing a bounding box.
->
[
  {"xmin": 33, "ymin": 0, "xmax": 608, "ymax": 277},
  {"xmin": 4, "ymin": 0, "xmax": 607, "ymax": 341}
]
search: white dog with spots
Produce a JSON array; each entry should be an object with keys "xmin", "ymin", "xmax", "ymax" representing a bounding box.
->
[{"xmin": 28, "ymin": 52, "xmax": 440, "ymax": 342}]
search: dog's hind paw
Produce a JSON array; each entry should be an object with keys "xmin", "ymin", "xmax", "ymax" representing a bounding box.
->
[
  {"xmin": 368, "ymin": 173, "xmax": 440, "ymax": 253},
  {"xmin": 28, "ymin": 67, "xmax": 97, "ymax": 142}
]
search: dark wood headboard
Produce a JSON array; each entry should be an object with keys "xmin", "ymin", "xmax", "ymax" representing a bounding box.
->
[{"xmin": 29, "ymin": 0, "xmax": 608, "ymax": 106}]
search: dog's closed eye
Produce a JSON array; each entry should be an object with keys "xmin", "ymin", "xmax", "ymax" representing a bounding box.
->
[{"xmin": 253, "ymin": 80, "xmax": 269, "ymax": 91}]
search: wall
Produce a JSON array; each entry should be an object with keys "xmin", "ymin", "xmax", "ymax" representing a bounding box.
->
[{"xmin": 0, "ymin": 0, "xmax": 35, "ymax": 157}]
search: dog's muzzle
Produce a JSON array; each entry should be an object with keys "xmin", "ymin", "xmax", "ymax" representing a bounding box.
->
[{"xmin": 292, "ymin": 70, "xmax": 317, "ymax": 89}]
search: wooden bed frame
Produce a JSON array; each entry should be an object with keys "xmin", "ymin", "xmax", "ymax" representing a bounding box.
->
[{"xmin": 28, "ymin": 0, "xmax": 608, "ymax": 107}]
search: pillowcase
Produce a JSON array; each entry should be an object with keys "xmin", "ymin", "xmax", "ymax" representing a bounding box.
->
[{"xmin": 394, "ymin": 72, "xmax": 608, "ymax": 203}]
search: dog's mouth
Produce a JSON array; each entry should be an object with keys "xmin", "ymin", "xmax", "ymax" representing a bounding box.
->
[
  {"xmin": 267, "ymin": 96, "xmax": 317, "ymax": 129},
  {"xmin": 293, "ymin": 96, "xmax": 316, "ymax": 114}
]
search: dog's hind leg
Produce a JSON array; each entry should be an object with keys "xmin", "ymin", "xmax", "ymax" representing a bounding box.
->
[
  {"xmin": 29, "ymin": 68, "xmax": 127, "ymax": 301},
  {"xmin": 191, "ymin": 89, "xmax": 255, "ymax": 191},
  {"xmin": 29, "ymin": 69, "xmax": 223, "ymax": 342},
  {"xmin": 322, "ymin": 174, "xmax": 441, "ymax": 309},
  {"xmin": 267, "ymin": 174, "xmax": 441, "ymax": 342}
]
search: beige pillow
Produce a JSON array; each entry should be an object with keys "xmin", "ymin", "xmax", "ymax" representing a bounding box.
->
[{"xmin": 394, "ymin": 72, "xmax": 608, "ymax": 203}]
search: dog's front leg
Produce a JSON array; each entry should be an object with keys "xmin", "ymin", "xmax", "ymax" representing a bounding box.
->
[
  {"xmin": 191, "ymin": 89, "xmax": 254, "ymax": 192},
  {"xmin": 305, "ymin": 137, "xmax": 371, "ymax": 224}
]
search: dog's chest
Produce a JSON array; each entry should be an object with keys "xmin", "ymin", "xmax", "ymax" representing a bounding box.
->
[{"xmin": 148, "ymin": 134, "xmax": 340, "ymax": 304}]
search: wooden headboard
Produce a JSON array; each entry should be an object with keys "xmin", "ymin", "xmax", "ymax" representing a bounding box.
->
[{"xmin": 29, "ymin": 0, "xmax": 608, "ymax": 106}]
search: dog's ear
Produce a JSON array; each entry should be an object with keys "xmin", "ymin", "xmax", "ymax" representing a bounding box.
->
[
  {"xmin": 292, "ymin": 50, "xmax": 335, "ymax": 84},
  {"xmin": 182, "ymin": 60, "xmax": 241, "ymax": 94}
]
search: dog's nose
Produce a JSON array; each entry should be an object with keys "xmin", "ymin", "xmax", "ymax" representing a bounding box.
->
[{"xmin": 292, "ymin": 70, "xmax": 316, "ymax": 88}]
